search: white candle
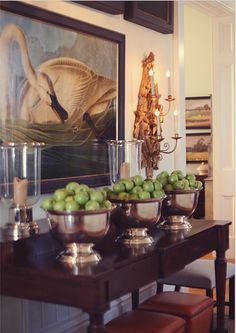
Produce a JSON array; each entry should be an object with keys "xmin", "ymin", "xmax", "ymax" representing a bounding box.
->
[
  {"xmin": 155, "ymin": 109, "xmax": 160, "ymax": 137},
  {"xmin": 149, "ymin": 68, "xmax": 155, "ymax": 96},
  {"xmin": 173, "ymin": 109, "xmax": 179, "ymax": 135},
  {"xmin": 166, "ymin": 71, "xmax": 171, "ymax": 96},
  {"xmin": 13, "ymin": 177, "xmax": 28, "ymax": 206},
  {"xmin": 120, "ymin": 162, "xmax": 130, "ymax": 179}
]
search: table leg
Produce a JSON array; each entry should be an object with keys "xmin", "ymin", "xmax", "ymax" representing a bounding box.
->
[
  {"xmin": 132, "ymin": 289, "xmax": 139, "ymax": 309},
  {"xmin": 215, "ymin": 251, "xmax": 227, "ymax": 333},
  {"xmin": 88, "ymin": 313, "xmax": 106, "ymax": 333}
]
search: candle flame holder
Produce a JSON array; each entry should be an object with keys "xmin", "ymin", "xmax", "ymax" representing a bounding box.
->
[
  {"xmin": 0, "ymin": 142, "xmax": 45, "ymax": 240},
  {"xmin": 133, "ymin": 52, "xmax": 182, "ymax": 178}
]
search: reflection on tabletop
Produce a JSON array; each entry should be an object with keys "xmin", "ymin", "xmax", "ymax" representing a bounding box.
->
[{"xmin": 0, "ymin": 218, "xmax": 191, "ymax": 277}]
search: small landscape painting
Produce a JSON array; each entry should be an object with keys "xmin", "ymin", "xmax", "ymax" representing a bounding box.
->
[
  {"xmin": 185, "ymin": 96, "xmax": 211, "ymax": 129},
  {"xmin": 186, "ymin": 133, "xmax": 211, "ymax": 163}
]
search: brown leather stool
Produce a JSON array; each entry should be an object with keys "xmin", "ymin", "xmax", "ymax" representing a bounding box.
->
[
  {"xmin": 106, "ymin": 309, "xmax": 186, "ymax": 333},
  {"xmin": 139, "ymin": 292, "xmax": 214, "ymax": 333}
]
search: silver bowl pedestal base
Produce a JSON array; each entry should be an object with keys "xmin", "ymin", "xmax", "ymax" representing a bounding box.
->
[
  {"xmin": 58, "ymin": 242, "xmax": 101, "ymax": 265},
  {"xmin": 159, "ymin": 215, "xmax": 192, "ymax": 231},
  {"xmin": 123, "ymin": 228, "xmax": 154, "ymax": 245},
  {"xmin": 5, "ymin": 206, "xmax": 39, "ymax": 240}
]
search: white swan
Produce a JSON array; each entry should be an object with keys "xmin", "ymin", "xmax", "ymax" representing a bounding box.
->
[
  {"xmin": 0, "ymin": 24, "xmax": 68, "ymax": 123},
  {"xmin": 0, "ymin": 24, "xmax": 116, "ymax": 125}
]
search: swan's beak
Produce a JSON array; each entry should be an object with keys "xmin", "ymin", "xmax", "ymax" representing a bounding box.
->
[
  {"xmin": 50, "ymin": 94, "xmax": 68, "ymax": 123},
  {"xmin": 83, "ymin": 112, "xmax": 100, "ymax": 139}
]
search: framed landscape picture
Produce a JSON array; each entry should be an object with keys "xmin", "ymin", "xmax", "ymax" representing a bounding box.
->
[
  {"xmin": 186, "ymin": 133, "xmax": 211, "ymax": 163},
  {"xmin": 0, "ymin": 2, "xmax": 125, "ymax": 193},
  {"xmin": 185, "ymin": 96, "xmax": 211, "ymax": 129}
]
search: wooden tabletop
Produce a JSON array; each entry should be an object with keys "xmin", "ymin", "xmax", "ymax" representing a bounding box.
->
[{"xmin": 0, "ymin": 218, "xmax": 231, "ymax": 333}]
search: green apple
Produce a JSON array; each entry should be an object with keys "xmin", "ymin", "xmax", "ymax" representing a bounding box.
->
[
  {"xmin": 101, "ymin": 200, "xmax": 112, "ymax": 208},
  {"xmin": 117, "ymin": 192, "xmax": 130, "ymax": 200},
  {"xmin": 153, "ymin": 180, "xmax": 163, "ymax": 191},
  {"xmin": 102, "ymin": 187, "xmax": 113, "ymax": 198},
  {"xmin": 156, "ymin": 174, "xmax": 169, "ymax": 186},
  {"xmin": 158, "ymin": 171, "xmax": 169, "ymax": 178},
  {"xmin": 138, "ymin": 191, "xmax": 151, "ymax": 199},
  {"xmin": 75, "ymin": 184, "xmax": 90, "ymax": 192},
  {"xmin": 107, "ymin": 191, "xmax": 117, "ymax": 199},
  {"xmin": 122, "ymin": 179, "xmax": 134, "ymax": 191},
  {"xmin": 164, "ymin": 184, "xmax": 174, "ymax": 191},
  {"xmin": 189, "ymin": 179, "xmax": 197, "ymax": 188},
  {"xmin": 186, "ymin": 173, "xmax": 196, "ymax": 182},
  {"xmin": 160, "ymin": 170, "xmax": 169, "ymax": 177},
  {"xmin": 66, "ymin": 182, "xmax": 80, "ymax": 193},
  {"xmin": 168, "ymin": 173, "xmax": 178, "ymax": 185},
  {"xmin": 53, "ymin": 200, "xmax": 65, "ymax": 211},
  {"xmin": 182, "ymin": 178, "xmax": 190, "ymax": 189},
  {"xmin": 103, "ymin": 187, "xmax": 112, "ymax": 192},
  {"xmin": 131, "ymin": 175, "xmax": 144, "ymax": 186},
  {"xmin": 85, "ymin": 200, "xmax": 100, "ymax": 210},
  {"xmin": 100, "ymin": 189, "xmax": 107, "ymax": 200},
  {"xmin": 162, "ymin": 170, "xmax": 169, "ymax": 177},
  {"xmin": 173, "ymin": 180, "xmax": 185, "ymax": 190},
  {"xmin": 65, "ymin": 195, "xmax": 75, "ymax": 202},
  {"xmin": 75, "ymin": 191, "xmax": 89, "ymax": 206},
  {"xmin": 65, "ymin": 200, "xmax": 80, "ymax": 211},
  {"xmin": 172, "ymin": 170, "xmax": 184, "ymax": 180},
  {"xmin": 142, "ymin": 180, "xmax": 154, "ymax": 192},
  {"xmin": 131, "ymin": 185, "xmax": 143, "ymax": 194},
  {"xmin": 41, "ymin": 198, "xmax": 53, "ymax": 210},
  {"xmin": 196, "ymin": 180, "xmax": 203, "ymax": 189},
  {"xmin": 113, "ymin": 181, "xmax": 125, "ymax": 193},
  {"xmin": 53, "ymin": 188, "xmax": 68, "ymax": 202},
  {"xmin": 152, "ymin": 189, "xmax": 164, "ymax": 198},
  {"xmin": 90, "ymin": 190, "xmax": 104, "ymax": 204},
  {"xmin": 129, "ymin": 193, "xmax": 139, "ymax": 200}
]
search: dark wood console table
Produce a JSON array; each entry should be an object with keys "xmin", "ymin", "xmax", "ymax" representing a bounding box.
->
[{"xmin": 0, "ymin": 219, "xmax": 231, "ymax": 333}]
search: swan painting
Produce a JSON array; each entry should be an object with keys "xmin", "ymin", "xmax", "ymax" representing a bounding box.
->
[
  {"xmin": 0, "ymin": 14, "xmax": 118, "ymax": 182},
  {"xmin": 0, "ymin": 23, "xmax": 116, "ymax": 143}
]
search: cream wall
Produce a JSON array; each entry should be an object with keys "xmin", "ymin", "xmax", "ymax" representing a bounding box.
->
[
  {"xmin": 184, "ymin": 5, "xmax": 213, "ymax": 97},
  {"xmin": 184, "ymin": 5, "xmax": 213, "ymax": 175}
]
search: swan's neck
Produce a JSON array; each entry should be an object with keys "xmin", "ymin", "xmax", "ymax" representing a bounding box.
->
[{"xmin": 0, "ymin": 24, "xmax": 36, "ymax": 87}]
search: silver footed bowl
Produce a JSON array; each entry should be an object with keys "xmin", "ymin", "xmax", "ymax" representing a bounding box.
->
[
  {"xmin": 110, "ymin": 197, "xmax": 166, "ymax": 245},
  {"xmin": 110, "ymin": 197, "xmax": 166, "ymax": 229},
  {"xmin": 162, "ymin": 189, "xmax": 201, "ymax": 218},
  {"xmin": 160, "ymin": 189, "xmax": 201, "ymax": 230},
  {"xmin": 46, "ymin": 208, "xmax": 111, "ymax": 245},
  {"xmin": 45, "ymin": 208, "xmax": 112, "ymax": 265}
]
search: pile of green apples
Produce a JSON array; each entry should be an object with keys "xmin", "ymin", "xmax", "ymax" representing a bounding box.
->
[
  {"xmin": 41, "ymin": 182, "xmax": 112, "ymax": 212},
  {"xmin": 156, "ymin": 170, "xmax": 203, "ymax": 191},
  {"xmin": 106, "ymin": 175, "xmax": 165, "ymax": 201},
  {"xmin": 106, "ymin": 170, "xmax": 202, "ymax": 201},
  {"xmin": 40, "ymin": 171, "xmax": 203, "ymax": 210}
]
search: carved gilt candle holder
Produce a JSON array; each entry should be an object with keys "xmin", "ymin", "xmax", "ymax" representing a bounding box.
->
[{"xmin": 133, "ymin": 52, "xmax": 181, "ymax": 178}]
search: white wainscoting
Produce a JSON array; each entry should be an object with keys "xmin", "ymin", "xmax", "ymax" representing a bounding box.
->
[{"xmin": 1, "ymin": 282, "xmax": 174, "ymax": 333}]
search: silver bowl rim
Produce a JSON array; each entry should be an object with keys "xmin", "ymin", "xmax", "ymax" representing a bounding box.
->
[
  {"xmin": 109, "ymin": 195, "xmax": 166, "ymax": 204},
  {"xmin": 1, "ymin": 141, "xmax": 45, "ymax": 148},
  {"xmin": 106, "ymin": 139, "xmax": 144, "ymax": 145},
  {"xmin": 164, "ymin": 188, "xmax": 202, "ymax": 194},
  {"xmin": 45, "ymin": 207, "xmax": 112, "ymax": 216}
]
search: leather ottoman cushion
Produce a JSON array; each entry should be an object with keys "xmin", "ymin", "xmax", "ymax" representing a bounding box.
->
[
  {"xmin": 106, "ymin": 309, "xmax": 186, "ymax": 333},
  {"xmin": 139, "ymin": 292, "xmax": 214, "ymax": 318}
]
